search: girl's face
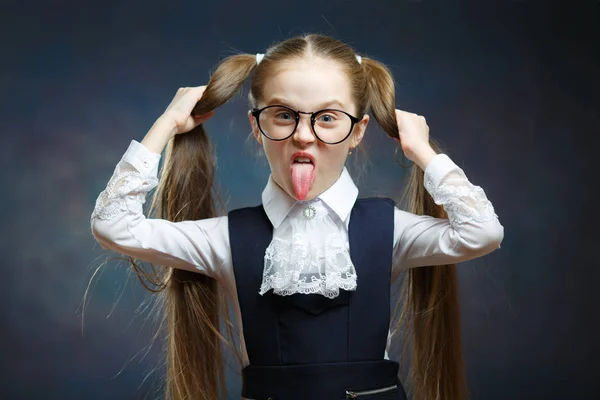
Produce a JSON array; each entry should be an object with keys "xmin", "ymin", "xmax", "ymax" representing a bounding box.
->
[{"xmin": 249, "ymin": 57, "xmax": 369, "ymax": 201}]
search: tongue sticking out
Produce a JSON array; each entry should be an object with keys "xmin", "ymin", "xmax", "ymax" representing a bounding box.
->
[{"xmin": 291, "ymin": 163, "xmax": 315, "ymax": 200}]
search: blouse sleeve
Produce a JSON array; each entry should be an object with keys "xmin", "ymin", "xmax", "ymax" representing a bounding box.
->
[
  {"xmin": 90, "ymin": 140, "xmax": 231, "ymax": 279},
  {"xmin": 392, "ymin": 154, "xmax": 504, "ymax": 273}
]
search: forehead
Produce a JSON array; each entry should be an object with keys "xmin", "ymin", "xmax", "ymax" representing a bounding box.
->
[{"xmin": 261, "ymin": 57, "xmax": 354, "ymax": 113}]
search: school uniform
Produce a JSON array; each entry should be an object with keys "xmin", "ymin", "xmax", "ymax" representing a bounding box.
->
[
  {"xmin": 91, "ymin": 140, "xmax": 504, "ymax": 399},
  {"xmin": 230, "ymin": 197, "xmax": 404, "ymax": 399}
]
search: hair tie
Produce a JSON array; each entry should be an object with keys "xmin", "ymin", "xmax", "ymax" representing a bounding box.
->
[{"xmin": 355, "ymin": 55, "xmax": 362, "ymax": 64}]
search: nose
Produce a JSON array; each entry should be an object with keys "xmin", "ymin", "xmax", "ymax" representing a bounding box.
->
[{"xmin": 292, "ymin": 115, "xmax": 316, "ymax": 146}]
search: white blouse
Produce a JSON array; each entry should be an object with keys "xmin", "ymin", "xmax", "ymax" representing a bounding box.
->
[{"xmin": 90, "ymin": 139, "xmax": 504, "ymax": 367}]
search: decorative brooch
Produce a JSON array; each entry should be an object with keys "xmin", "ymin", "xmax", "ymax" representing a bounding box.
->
[{"xmin": 302, "ymin": 204, "xmax": 317, "ymax": 219}]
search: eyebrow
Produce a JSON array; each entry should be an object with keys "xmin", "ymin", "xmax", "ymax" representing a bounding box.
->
[{"xmin": 265, "ymin": 97, "xmax": 346, "ymax": 110}]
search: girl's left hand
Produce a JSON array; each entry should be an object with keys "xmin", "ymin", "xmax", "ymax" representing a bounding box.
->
[{"xmin": 395, "ymin": 109, "xmax": 436, "ymax": 168}]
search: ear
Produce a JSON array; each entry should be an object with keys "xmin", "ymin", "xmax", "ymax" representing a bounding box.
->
[
  {"xmin": 248, "ymin": 110, "xmax": 263, "ymax": 145},
  {"xmin": 350, "ymin": 114, "xmax": 369, "ymax": 149}
]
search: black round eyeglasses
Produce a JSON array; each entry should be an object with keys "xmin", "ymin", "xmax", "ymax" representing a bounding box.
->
[{"xmin": 250, "ymin": 105, "xmax": 362, "ymax": 145}]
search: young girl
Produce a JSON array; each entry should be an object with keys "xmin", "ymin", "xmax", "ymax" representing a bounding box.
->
[{"xmin": 91, "ymin": 34, "xmax": 503, "ymax": 400}]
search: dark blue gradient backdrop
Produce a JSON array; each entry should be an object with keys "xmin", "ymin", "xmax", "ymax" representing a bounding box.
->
[{"xmin": 1, "ymin": 1, "xmax": 598, "ymax": 399}]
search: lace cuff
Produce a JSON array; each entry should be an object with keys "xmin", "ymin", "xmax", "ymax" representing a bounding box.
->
[
  {"xmin": 424, "ymin": 154, "xmax": 498, "ymax": 226},
  {"xmin": 91, "ymin": 140, "xmax": 161, "ymax": 221}
]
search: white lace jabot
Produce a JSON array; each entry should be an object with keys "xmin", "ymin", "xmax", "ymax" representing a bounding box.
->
[
  {"xmin": 260, "ymin": 168, "xmax": 359, "ymax": 299},
  {"xmin": 260, "ymin": 198, "xmax": 357, "ymax": 298}
]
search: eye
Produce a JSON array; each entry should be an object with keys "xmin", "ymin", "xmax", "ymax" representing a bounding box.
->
[
  {"xmin": 275, "ymin": 111, "xmax": 294, "ymax": 120},
  {"xmin": 315, "ymin": 111, "xmax": 340, "ymax": 126},
  {"xmin": 317, "ymin": 113, "xmax": 336, "ymax": 123}
]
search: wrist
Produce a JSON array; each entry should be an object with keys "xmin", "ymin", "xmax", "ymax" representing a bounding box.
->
[
  {"xmin": 141, "ymin": 117, "xmax": 177, "ymax": 155},
  {"xmin": 152, "ymin": 115, "xmax": 178, "ymax": 140},
  {"xmin": 414, "ymin": 144, "xmax": 437, "ymax": 171}
]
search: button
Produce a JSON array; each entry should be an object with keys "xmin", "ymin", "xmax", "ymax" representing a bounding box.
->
[
  {"xmin": 302, "ymin": 204, "xmax": 316, "ymax": 219},
  {"xmin": 425, "ymin": 178, "xmax": 432, "ymax": 190}
]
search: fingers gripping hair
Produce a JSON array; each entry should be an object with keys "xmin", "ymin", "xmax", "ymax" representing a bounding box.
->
[{"xmin": 191, "ymin": 54, "xmax": 258, "ymax": 116}]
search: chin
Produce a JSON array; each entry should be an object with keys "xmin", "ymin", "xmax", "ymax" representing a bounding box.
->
[
  {"xmin": 300, "ymin": 186, "xmax": 322, "ymax": 201},
  {"xmin": 299, "ymin": 193, "xmax": 317, "ymax": 201},
  {"xmin": 290, "ymin": 189, "xmax": 315, "ymax": 202}
]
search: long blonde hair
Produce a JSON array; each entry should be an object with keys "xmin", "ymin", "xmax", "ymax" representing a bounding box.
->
[{"xmin": 124, "ymin": 34, "xmax": 467, "ymax": 400}]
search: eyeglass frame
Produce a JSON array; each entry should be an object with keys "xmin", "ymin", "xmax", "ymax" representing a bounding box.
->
[{"xmin": 250, "ymin": 104, "xmax": 362, "ymax": 145}]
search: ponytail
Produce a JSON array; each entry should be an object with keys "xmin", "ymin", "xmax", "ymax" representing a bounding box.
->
[
  {"xmin": 143, "ymin": 54, "xmax": 257, "ymax": 400},
  {"xmin": 363, "ymin": 57, "xmax": 469, "ymax": 400}
]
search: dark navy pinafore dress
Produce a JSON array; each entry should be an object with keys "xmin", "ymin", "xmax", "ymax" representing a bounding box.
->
[{"xmin": 228, "ymin": 198, "xmax": 407, "ymax": 400}]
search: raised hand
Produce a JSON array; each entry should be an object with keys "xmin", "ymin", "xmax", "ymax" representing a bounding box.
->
[
  {"xmin": 162, "ymin": 86, "xmax": 215, "ymax": 136},
  {"xmin": 141, "ymin": 86, "xmax": 215, "ymax": 154},
  {"xmin": 394, "ymin": 109, "xmax": 437, "ymax": 170}
]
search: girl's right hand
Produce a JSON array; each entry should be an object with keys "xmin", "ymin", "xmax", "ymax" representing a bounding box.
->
[
  {"xmin": 141, "ymin": 86, "xmax": 215, "ymax": 154},
  {"xmin": 161, "ymin": 86, "xmax": 214, "ymax": 136}
]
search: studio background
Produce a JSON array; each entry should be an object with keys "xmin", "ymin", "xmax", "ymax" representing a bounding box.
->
[{"xmin": 1, "ymin": 0, "xmax": 598, "ymax": 399}]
